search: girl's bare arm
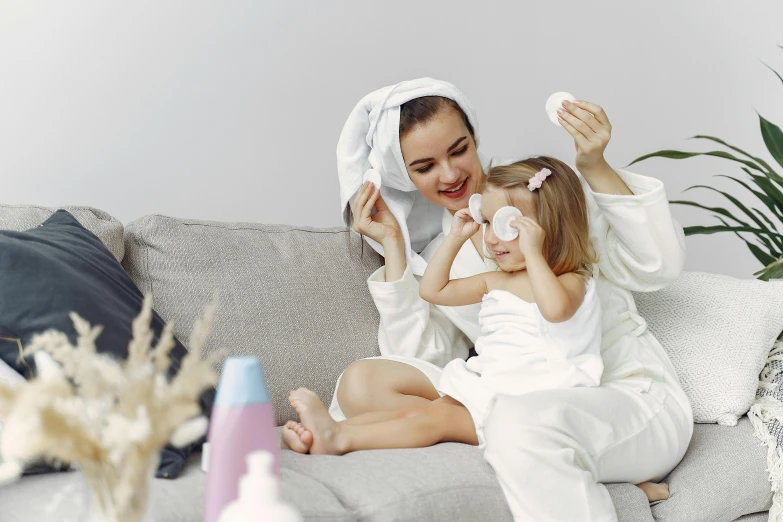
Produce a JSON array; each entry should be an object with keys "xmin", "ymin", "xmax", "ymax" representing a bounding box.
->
[
  {"xmin": 419, "ymin": 234, "xmax": 489, "ymax": 307},
  {"xmin": 524, "ymin": 254, "xmax": 586, "ymax": 323}
]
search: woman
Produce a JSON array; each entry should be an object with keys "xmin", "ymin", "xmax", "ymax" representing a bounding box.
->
[{"xmin": 284, "ymin": 78, "xmax": 692, "ymax": 521}]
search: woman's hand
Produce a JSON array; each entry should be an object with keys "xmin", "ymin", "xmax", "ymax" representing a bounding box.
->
[
  {"xmin": 510, "ymin": 217, "xmax": 545, "ymax": 260},
  {"xmin": 352, "ymin": 182, "xmax": 403, "ymax": 246},
  {"xmin": 557, "ymin": 100, "xmax": 613, "ymax": 174},
  {"xmin": 450, "ymin": 208, "xmax": 480, "ymax": 242}
]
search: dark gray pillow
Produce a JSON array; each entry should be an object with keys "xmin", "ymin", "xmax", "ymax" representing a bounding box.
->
[{"xmin": 0, "ymin": 209, "xmax": 214, "ymax": 478}]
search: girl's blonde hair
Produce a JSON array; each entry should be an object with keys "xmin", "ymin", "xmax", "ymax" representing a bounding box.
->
[{"xmin": 486, "ymin": 156, "xmax": 597, "ymax": 278}]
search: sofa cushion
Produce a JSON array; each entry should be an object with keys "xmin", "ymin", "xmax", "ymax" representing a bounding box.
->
[
  {"xmin": 0, "ymin": 438, "xmax": 660, "ymax": 522},
  {"xmin": 0, "ymin": 441, "xmax": 352, "ymax": 522},
  {"xmin": 281, "ymin": 443, "xmax": 655, "ymax": 522},
  {"xmin": 651, "ymin": 416, "xmax": 772, "ymax": 522},
  {"xmin": 0, "ymin": 204, "xmax": 124, "ymax": 261},
  {"xmin": 282, "ymin": 443, "xmax": 513, "ymax": 522},
  {"xmin": 123, "ymin": 217, "xmax": 384, "ymax": 426},
  {"xmin": 633, "ymin": 272, "xmax": 783, "ymax": 425},
  {"xmin": 0, "ymin": 210, "xmax": 213, "ymax": 479}
]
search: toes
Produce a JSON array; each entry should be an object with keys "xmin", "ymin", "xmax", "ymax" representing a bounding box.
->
[{"xmin": 300, "ymin": 429, "xmax": 314, "ymax": 445}]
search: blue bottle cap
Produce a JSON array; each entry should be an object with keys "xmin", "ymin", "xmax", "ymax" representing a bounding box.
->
[{"xmin": 215, "ymin": 356, "xmax": 270, "ymax": 407}]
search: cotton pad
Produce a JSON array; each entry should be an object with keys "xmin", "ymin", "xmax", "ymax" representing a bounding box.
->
[
  {"xmin": 363, "ymin": 169, "xmax": 382, "ymax": 189},
  {"xmin": 545, "ymin": 92, "xmax": 576, "ymax": 127},
  {"xmin": 468, "ymin": 194, "xmax": 486, "ymax": 224},
  {"xmin": 492, "ymin": 206, "xmax": 523, "ymax": 241}
]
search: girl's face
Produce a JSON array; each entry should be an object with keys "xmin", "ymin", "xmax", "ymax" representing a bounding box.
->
[
  {"xmin": 481, "ymin": 185, "xmax": 538, "ymax": 272},
  {"xmin": 399, "ymin": 108, "xmax": 485, "ymax": 214}
]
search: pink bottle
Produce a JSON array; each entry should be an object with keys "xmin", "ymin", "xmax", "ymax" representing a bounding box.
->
[{"xmin": 204, "ymin": 356, "xmax": 279, "ymax": 522}]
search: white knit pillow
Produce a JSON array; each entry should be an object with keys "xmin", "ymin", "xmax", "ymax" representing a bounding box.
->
[{"xmin": 633, "ymin": 272, "xmax": 783, "ymax": 426}]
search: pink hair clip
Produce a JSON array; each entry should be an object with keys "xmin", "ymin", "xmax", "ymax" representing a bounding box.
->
[{"xmin": 528, "ymin": 168, "xmax": 552, "ymax": 191}]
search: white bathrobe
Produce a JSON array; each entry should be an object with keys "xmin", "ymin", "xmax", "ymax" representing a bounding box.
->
[{"xmin": 329, "ymin": 168, "xmax": 694, "ymax": 522}]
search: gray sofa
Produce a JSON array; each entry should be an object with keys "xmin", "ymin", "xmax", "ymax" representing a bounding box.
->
[{"xmin": 0, "ymin": 208, "xmax": 775, "ymax": 521}]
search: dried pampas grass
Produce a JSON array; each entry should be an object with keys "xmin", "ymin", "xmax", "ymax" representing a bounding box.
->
[{"xmin": 0, "ymin": 296, "xmax": 223, "ymax": 522}]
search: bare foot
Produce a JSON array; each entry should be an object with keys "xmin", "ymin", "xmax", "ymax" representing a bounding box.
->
[
  {"xmin": 636, "ymin": 481, "xmax": 669, "ymax": 502},
  {"xmin": 281, "ymin": 421, "xmax": 313, "ymax": 453},
  {"xmin": 289, "ymin": 388, "xmax": 348, "ymax": 455}
]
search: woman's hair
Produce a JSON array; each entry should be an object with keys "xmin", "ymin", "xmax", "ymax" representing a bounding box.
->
[
  {"xmin": 398, "ymin": 96, "xmax": 475, "ymax": 140},
  {"xmin": 343, "ymin": 95, "xmax": 476, "ymax": 233},
  {"xmin": 485, "ymin": 156, "xmax": 597, "ymax": 278}
]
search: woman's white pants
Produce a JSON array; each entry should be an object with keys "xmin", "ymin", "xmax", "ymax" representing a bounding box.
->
[{"xmin": 482, "ymin": 379, "xmax": 693, "ymax": 522}]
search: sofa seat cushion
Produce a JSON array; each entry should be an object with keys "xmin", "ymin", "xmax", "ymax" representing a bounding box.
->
[
  {"xmin": 123, "ymin": 217, "xmax": 384, "ymax": 426},
  {"xmin": 0, "ymin": 453, "xmax": 355, "ymax": 522},
  {"xmin": 0, "ymin": 454, "xmax": 205, "ymax": 522},
  {"xmin": 0, "ymin": 441, "xmax": 666, "ymax": 522},
  {"xmin": 281, "ymin": 443, "xmax": 655, "ymax": 522},
  {"xmin": 282, "ymin": 443, "xmax": 512, "ymax": 522},
  {"xmin": 651, "ymin": 416, "xmax": 772, "ymax": 522}
]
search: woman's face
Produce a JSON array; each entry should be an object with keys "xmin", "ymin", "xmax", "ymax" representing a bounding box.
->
[
  {"xmin": 481, "ymin": 185, "xmax": 537, "ymax": 272},
  {"xmin": 399, "ymin": 108, "xmax": 485, "ymax": 214}
]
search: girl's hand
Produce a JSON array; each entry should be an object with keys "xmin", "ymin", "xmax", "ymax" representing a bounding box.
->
[
  {"xmin": 510, "ymin": 217, "xmax": 545, "ymax": 259},
  {"xmin": 450, "ymin": 208, "xmax": 480, "ymax": 241},
  {"xmin": 557, "ymin": 100, "xmax": 613, "ymax": 174},
  {"xmin": 352, "ymin": 182, "xmax": 402, "ymax": 245}
]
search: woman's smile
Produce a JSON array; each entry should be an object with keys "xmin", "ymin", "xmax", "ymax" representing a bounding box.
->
[{"xmin": 440, "ymin": 178, "xmax": 469, "ymax": 199}]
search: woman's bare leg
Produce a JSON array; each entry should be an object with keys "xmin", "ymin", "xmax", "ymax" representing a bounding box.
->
[
  {"xmin": 290, "ymin": 388, "xmax": 477, "ymax": 455},
  {"xmin": 336, "ymin": 359, "xmax": 440, "ymax": 418}
]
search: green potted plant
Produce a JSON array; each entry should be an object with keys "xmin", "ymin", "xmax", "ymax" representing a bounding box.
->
[{"xmin": 630, "ymin": 51, "xmax": 783, "ymax": 281}]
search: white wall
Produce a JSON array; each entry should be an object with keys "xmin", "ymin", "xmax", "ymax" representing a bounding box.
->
[{"xmin": 1, "ymin": 0, "xmax": 782, "ymax": 278}]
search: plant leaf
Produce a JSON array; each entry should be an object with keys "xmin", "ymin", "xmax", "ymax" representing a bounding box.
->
[
  {"xmin": 751, "ymin": 172, "xmax": 783, "ymax": 215},
  {"xmin": 691, "ymin": 135, "xmax": 775, "ymax": 174},
  {"xmin": 683, "ymin": 224, "xmax": 783, "ymax": 236},
  {"xmin": 746, "ymin": 240, "xmax": 777, "ymax": 266},
  {"xmin": 682, "ymin": 184, "xmax": 783, "ymax": 241},
  {"xmin": 719, "ymin": 173, "xmax": 783, "ymax": 221},
  {"xmin": 760, "ymin": 114, "xmax": 783, "ymax": 171},
  {"xmin": 670, "ymin": 199, "xmax": 751, "ymax": 226},
  {"xmin": 714, "ymin": 215, "xmax": 778, "ymax": 260},
  {"xmin": 752, "ymin": 208, "xmax": 783, "ymax": 251},
  {"xmin": 629, "ymin": 149, "xmax": 765, "ymax": 172},
  {"xmin": 754, "ymin": 257, "xmax": 783, "ymax": 281},
  {"xmin": 762, "ymin": 60, "xmax": 783, "ymax": 89},
  {"xmin": 671, "ymin": 198, "xmax": 773, "ymax": 250}
]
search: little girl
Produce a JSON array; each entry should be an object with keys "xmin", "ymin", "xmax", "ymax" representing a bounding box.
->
[
  {"xmin": 421, "ymin": 156, "xmax": 604, "ymax": 448},
  {"xmin": 281, "ymin": 156, "xmax": 667, "ymax": 501}
]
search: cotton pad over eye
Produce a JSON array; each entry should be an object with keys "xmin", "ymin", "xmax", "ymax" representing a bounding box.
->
[
  {"xmin": 363, "ymin": 169, "xmax": 382, "ymax": 189},
  {"xmin": 545, "ymin": 92, "xmax": 576, "ymax": 127},
  {"xmin": 468, "ymin": 194, "xmax": 486, "ymax": 224},
  {"xmin": 492, "ymin": 206, "xmax": 523, "ymax": 241}
]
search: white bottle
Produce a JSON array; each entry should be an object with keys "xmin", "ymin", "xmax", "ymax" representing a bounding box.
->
[{"xmin": 217, "ymin": 451, "xmax": 302, "ymax": 522}]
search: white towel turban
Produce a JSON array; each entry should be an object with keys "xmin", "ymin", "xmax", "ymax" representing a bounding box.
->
[{"xmin": 337, "ymin": 77, "xmax": 486, "ymax": 276}]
